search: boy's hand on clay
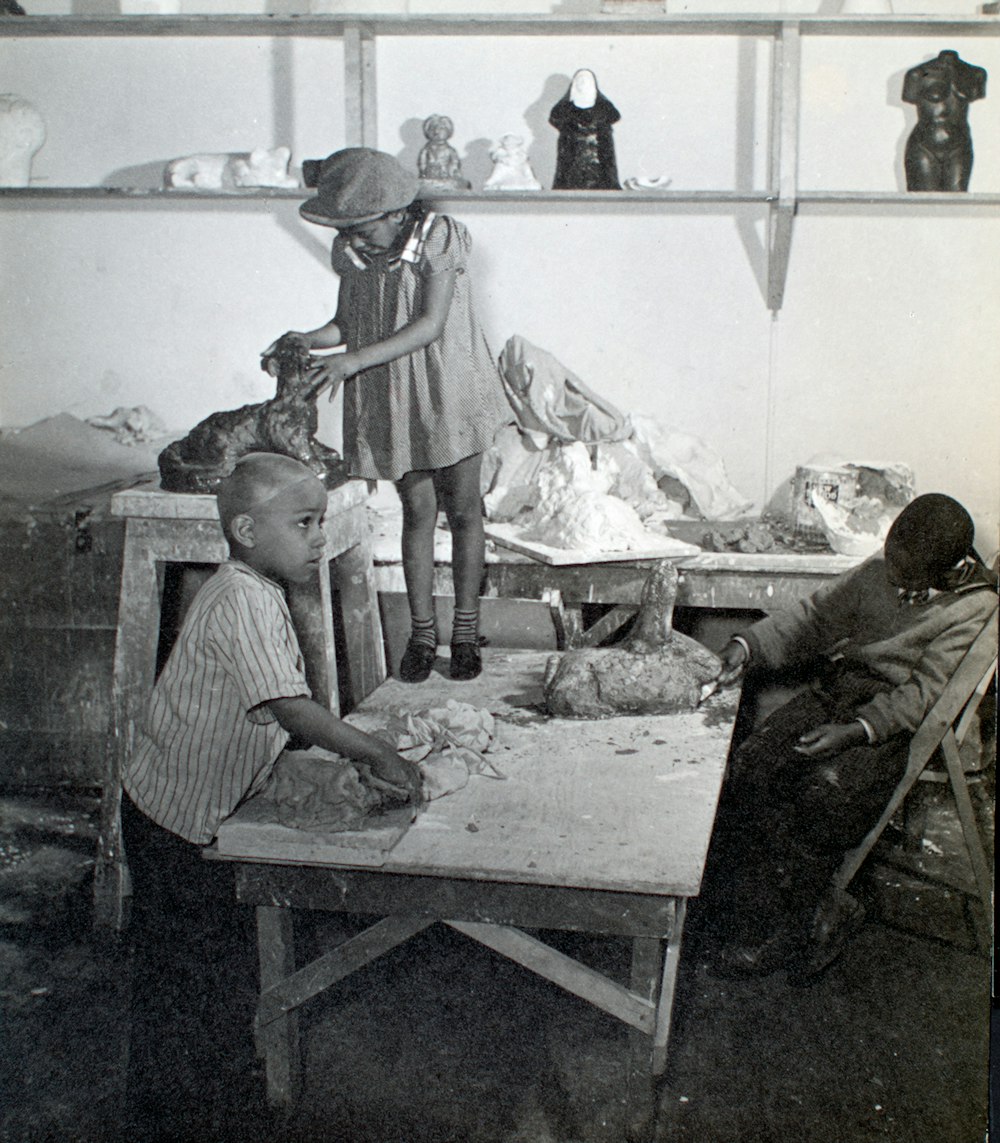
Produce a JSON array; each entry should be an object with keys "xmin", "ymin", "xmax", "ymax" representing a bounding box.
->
[
  {"xmin": 716, "ymin": 640, "xmax": 748, "ymax": 687},
  {"xmin": 370, "ymin": 755, "xmax": 423, "ymax": 805},
  {"xmin": 794, "ymin": 721, "xmax": 867, "ymax": 757}
]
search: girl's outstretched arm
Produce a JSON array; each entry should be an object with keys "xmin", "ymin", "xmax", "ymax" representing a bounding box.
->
[{"xmin": 309, "ymin": 269, "xmax": 457, "ymax": 399}]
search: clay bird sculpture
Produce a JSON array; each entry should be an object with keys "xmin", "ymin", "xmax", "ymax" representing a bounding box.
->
[{"xmin": 543, "ymin": 560, "xmax": 721, "ymax": 719}]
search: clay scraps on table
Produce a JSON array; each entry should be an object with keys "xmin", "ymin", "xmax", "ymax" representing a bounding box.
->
[{"xmin": 380, "ymin": 700, "xmax": 506, "ymax": 799}]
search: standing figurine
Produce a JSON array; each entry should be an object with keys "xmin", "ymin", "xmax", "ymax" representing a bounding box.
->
[
  {"xmin": 0, "ymin": 94, "xmax": 45, "ymax": 186},
  {"xmin": 417, "ymin": 114, "xmax": 471, "ymax": 190},
  {"xmin": 902, "ymin": 50, "xmax": 987, "ymax": 192},
  {"xmin": 483, "ymin": 134, "xmax": 542, "ymax": 191},
  {"xmin": 549, "ymin": 68, "xmax": 621, "ymax": 190}
]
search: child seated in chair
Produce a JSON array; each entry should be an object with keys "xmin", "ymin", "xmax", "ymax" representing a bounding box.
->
[
  {"xmin": 702, "ymin": 493, "xmax": 996, "ymax": 984},
  {"xmin": 121, "ymin": 452, "xmax": 421, "ymax": 1139}
]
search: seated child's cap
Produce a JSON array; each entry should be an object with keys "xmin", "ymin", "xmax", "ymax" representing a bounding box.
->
[
  {"xmin": 300, "ymin": 148, "xmax": 419, "ymax": 228},
  {"xmin": 884, "ymin": 493, "xmax": 975, "ymax": 587}
]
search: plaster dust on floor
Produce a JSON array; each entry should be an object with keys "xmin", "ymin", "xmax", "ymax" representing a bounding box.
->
[{"xmin": 0, "ymin": 784, "xmax": 991, "ymax": 1143}]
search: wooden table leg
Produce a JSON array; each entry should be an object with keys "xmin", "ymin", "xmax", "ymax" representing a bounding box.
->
[
  {"xmin": 626, "ymin": 936, "xmax": 662, "ymax": 1143},
  {"xmin": 255, "ymin": 905, "xmax": 301, "ymax": 1106},
  {"xmin": 626, "ymin": 900, "xmax": 688, "ymax": 1140},
  {"xmin": 652, "ymin": 897, "xmax": 687, "ymax": 1077}
]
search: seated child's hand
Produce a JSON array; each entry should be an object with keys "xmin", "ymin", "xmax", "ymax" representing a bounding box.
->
[
  {"xmin": 716, "ymin": 640, "xmax": 748, "ymax": 687},
  {"xmin": 794, "ymin": 721, "xmax": 867, "ymax": 758}
]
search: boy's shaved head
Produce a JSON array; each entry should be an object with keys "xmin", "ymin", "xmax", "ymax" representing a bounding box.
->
[{"xmin": 217, "ymin": 453, "xmax": 321, "ymax": 539}]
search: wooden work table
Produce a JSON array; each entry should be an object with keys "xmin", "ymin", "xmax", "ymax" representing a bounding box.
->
[
  {"xmin": 368, "ymin": 506, "xmax": 862, "ymax": 647},
  {"xmin": 214, "ymin": 648, "xmax": 741, "ymax": 1141}
]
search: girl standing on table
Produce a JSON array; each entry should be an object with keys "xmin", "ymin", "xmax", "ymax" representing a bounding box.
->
[{"xmin": 265, "ymin": 148, "xmax": 511, "ymax": 683}]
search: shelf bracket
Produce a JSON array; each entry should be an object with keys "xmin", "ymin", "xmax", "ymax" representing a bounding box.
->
[
  {"xmin": 767, "ymin": 20, "xmax": 801, "ymax": 313},
  {"xmin": 344, "ymin": 22, "xmax": 378, "ymax": 150}
]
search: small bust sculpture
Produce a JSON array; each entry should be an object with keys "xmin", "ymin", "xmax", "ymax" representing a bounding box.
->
[
  {"xmin": 483, "ymin": 134, "xmax": 542, "ymax": 191},
  {"xmin": 902, "ymin": 50, "xmax": 987, "ymax": 192},
  {"xmin": 0, "ymin": 94, "xmax": 45, "ymax": 187},
  {"xmin": 417, "ymin": 114, "xmax": 471, "ymax": 190},
  {"xmin": 549, "ymin": 69, "xmax": 621, "ymax": 191}
]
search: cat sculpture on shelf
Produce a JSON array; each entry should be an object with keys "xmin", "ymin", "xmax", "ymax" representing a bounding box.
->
[
  {"xmin": 158, "ymin": 335, "xmax": 347, "ymax": 494},
  {"xmin": 163, "ymin": 145, "xmax": 300, "ymax": 190}
]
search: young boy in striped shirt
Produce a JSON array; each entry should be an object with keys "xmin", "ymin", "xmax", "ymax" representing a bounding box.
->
[{"xmin": 121, "ymin": 452, "xmax": 421, "ymax": 1140}]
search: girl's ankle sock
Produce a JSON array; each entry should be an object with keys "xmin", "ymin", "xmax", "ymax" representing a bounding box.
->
[
  {"xmin": 451, "ymin": 608, "xmax": 479, "ymax": 646},
  {"xmin": 409, "ymin": 615, "xmax": 437, "ymax": 650}
]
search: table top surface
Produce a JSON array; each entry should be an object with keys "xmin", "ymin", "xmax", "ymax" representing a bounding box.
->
[{"xmin": 215, "ymin": 648, "xmax": 740, "ymax": 899}]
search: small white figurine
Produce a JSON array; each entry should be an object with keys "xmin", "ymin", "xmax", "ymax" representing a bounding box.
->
[
  {"xmin": 164, "ymin": 145, "xmax": 300, "ymax": 190},
  {"xmin": 483, "ymin": 134, "xmax": 542, "ymax": 192},
  {"xmin": 0, "ymin": 94, "xmax": 46, "ymax": 187}
]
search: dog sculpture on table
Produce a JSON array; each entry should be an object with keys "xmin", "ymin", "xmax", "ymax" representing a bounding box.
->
[{"xmin": 158, "ymin": 335, "xmax": 347, "ymax": 494}]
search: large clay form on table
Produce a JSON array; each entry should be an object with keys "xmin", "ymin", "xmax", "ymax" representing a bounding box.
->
[
  {"xmin": 158, "ymin": 335, "xmax": 347, "ymax": 494},
  {"xmin": 543, "ymin": 560, "xmax": 721, "ymax": 718}
]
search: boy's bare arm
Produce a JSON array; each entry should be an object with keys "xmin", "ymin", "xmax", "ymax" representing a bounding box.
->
[{"xmin": 267, "ymin": 695, "xmax": 422, "ymax": 802}]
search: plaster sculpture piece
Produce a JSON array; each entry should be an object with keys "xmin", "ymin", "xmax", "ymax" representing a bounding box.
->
[
  {"xmin": 623, "ymin": 175, "xmax": 672, "ymax": 190},
  {"xmin": 158, "ymin": 335, "xmax": 346, "ymax": 493},
  {"xmin": 483, "ymin": 134, "xmax": 542, "ymax": 191},
  {"xmin": 0, "ymin": 94, "xmax": 45, "ymax": 186},
  {"xmin": 416, "ymin": 114, "xmax": 471, "ymax": 190},
  {"xmin": 902, "ymin": 50, "xmax": 987, "ymax": 192},
  {"xmin": 86, "ymin": 405, "xmax": 167, "ymax": 445},
  {"xmin": 163, "ymin": 145, "xmax": 300, "ymax": 190},
  {"xmin": 549, "ymin": 69, "xmax": 621, "ymax": 190},
  {"xmin": 543, "ymin": 561, "xmax": 721, "ymax": 719}
]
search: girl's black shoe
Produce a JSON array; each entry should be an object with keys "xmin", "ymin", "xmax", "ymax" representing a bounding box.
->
[
  {"xmin": 399, "ymin": 639, "xmax": 436, "ymax": 683},
  {"xmin": 450, "ymin": 641, "xmax": 482, "ymax": 680}
]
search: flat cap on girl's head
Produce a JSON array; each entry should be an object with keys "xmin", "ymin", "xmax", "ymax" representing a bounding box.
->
[
  {"xmin": 884, "ymin": 493, "xmax": 975, "ymax": 589},
  {"xmin": 299, "ymin": 148, "xmax": 420, "ymax": 228}
]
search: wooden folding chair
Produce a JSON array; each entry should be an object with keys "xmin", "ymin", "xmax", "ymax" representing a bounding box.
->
[{"xmin": 833, "ymin": 598, "xmax": 997, "ymax": 948}]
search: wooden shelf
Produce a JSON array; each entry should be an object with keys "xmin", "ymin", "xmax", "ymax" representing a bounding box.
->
[
  {"xmin": 2, "ymin": 13, "xmax": 999, "ymax": 38},
  {"xmin": 3, "ymin": 12, "xmax": 998, "ymax": 309},
  {"xmin": 5, "ymin": 186, "xmax": 999, "ymax": 208},
  {"xmin": 0, "ymin": 186, "xmax": 773, "ymax": 204}
]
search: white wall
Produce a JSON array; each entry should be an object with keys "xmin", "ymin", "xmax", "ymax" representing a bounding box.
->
[{"xmin": 1, "ymin": 18, "xmax": 997, "ymax": 551}]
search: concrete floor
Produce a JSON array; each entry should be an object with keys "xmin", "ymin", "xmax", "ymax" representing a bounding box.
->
[{"xmin": 0, "ymin": 787, "xmax": 992, "ymax": 1143}]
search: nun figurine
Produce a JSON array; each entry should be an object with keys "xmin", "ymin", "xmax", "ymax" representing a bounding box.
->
[{"xmin": 549, "ymin": 69, "xmax": 621, "ymax": 190}]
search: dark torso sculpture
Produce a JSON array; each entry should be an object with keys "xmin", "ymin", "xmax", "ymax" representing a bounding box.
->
[
  {"xmin": 903, "ymin": 50, "xmax": 987, "ymax": 192},
  {"xmin": 158, "ymin": 335, "xmax": 347, "ymax": 493}
]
